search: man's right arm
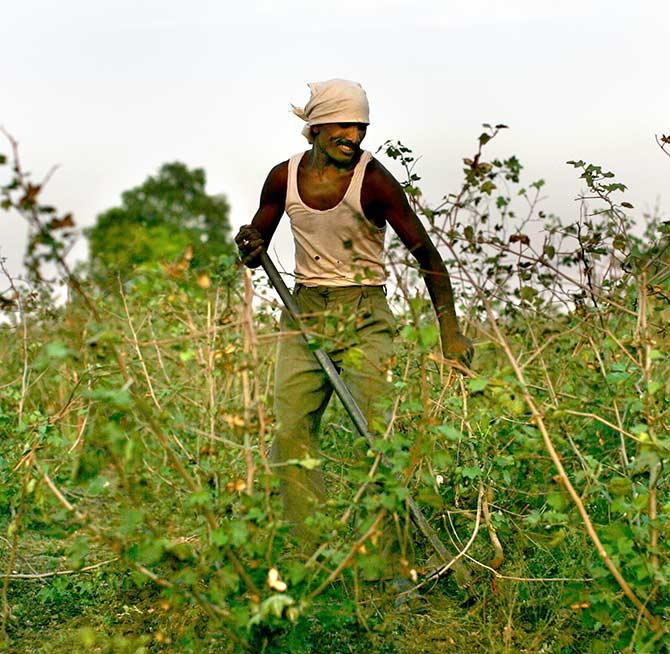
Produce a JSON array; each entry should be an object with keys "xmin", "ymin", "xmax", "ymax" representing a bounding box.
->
[{"xmin": 235, "ymin": 161, "xmax": 288, "ymax": 268}]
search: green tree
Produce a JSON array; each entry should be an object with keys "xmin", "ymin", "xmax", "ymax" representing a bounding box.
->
[{"xmin": 87, "ymin": 161, "xmax": 233, "ymax": 278}]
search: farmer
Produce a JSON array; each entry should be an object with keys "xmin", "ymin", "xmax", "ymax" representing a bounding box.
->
[{"xmin": 236, "ymin": 79, "xmax": 472, "ymax": 542}]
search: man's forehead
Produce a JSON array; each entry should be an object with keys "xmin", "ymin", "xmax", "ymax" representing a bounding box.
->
[{"xmin": 319, "ymin": 122, "xmax": 368, "ymax": 128}]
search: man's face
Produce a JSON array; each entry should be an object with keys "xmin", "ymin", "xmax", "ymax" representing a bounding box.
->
[{"xmin": 313, "ymin": 122, "xmax": 368, "ymax": 165}]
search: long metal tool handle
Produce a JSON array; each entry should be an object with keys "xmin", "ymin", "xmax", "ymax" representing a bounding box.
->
[
  {"xmin": 259, "ymin": 251, "xmax": 454, "ymax": 566},
  {"xmin": 259, "ymin": 251, "xmax": 369, "ymax": 438}
]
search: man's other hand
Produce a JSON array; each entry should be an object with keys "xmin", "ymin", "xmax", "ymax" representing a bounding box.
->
[
  {"xmin": 235, "ymin": 225, "xmax": 264, "ymax": 267},
  {"xmin": 441, "ymin": 330, "xmax": 474, "ymax": 368}
]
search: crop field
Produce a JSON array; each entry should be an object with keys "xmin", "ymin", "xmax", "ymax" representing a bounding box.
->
[{"xmin": 1, "ymin": 130, "xmax": 669, "ymax": 653}]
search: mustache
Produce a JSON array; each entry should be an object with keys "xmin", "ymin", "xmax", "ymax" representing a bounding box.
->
[{"xmin": 335, "ymin": 139, "xmax": 358, "ymax": 148}]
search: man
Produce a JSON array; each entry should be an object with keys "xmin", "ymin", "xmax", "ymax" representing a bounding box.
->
[{"xmin": 236, "ymin": 79, "xmax": 472, "ymax": 542}]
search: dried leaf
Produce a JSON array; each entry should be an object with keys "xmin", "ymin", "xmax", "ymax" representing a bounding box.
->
[
  {"xmin": 223, "ymin": 414, "xmax": 245, "ymax": 428},
  {"xmin": 225, "ymin": 479, "xmax": 247, "ymax": 493},
  {"xmin": 509, "ymin": 233, "xmax": 530, "ymax": 246},
  {"xmin": 48, "ymin": 213, "xmax": 75, "ymax": 230}
]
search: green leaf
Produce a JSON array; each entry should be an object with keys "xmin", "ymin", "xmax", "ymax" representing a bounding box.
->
[
  {"xmin": 133, "ymin": 539, "xmax": 165, "ymax": 565},
  {"xmin": 519, "ymin": 286, "xmax": 537, "ymax": 301},
  {"xmin": 46, "ymin": 341, "xmax": 71, "ymax": 359},
  {"xmin": 187, "ymin": 489, "xmax": 211, "ymax": 507},
  {"xmin": 649, "ymin": 349, "xmax": 663, "ymax": 361},
  {"xmin": 248, "ymin": 594, "xmax": 296, "ymax": 627},
  {"xmin": 435, "ymin": 425, "xmax": 461, "ymax": 442},
  {"xmin": 418, "ymin": 323, "xmax": 439, "ymax": 348},
  {"xmin": 468, "ymin": 377, "xmax": 488, "ymax": 392},
  {"xmin": 543, "ymin": 244, "xmax": 555, "ymax": 258},
  {"xmin": 358, "ymin": 553, "xmax": 385, "ymax": 581},
  {"xmin": 120, "ymin": 509, "xmax": 144, "ymax": 536},
  {"xmin": 285, "ymin": 456, "xmax": 322, "ymax": 470},
  {"xmin": 480, "ymin": 180, "xmax": 496, "ymax": 195},
  {"xmin": 460, "ymin": 466, "xmax": 480, "ymax": 480},
  {"xmin": 66, "ymin": 536, "xmax": 89, "ymax": 570},
  {"xmin": 547, "ymin": 491, "xmax": 566, "ymax": 511},
  {"xmin": 286, "ymin": 560, "xmax": 307, "ymax": 585},
  {"xmin": 229, "ymin": 520, "xmax": 248, "ymax": 547},
  {"xmin": 211, "ymin": 528, "xmax": 229, "ymax": 546},
  {"xmin": 612, "ymin": 235, "xmax": 626, "ymax": 252},
  {"xmin": 648, "ymin": 381, "xmax": 662, "ymax": 395}
]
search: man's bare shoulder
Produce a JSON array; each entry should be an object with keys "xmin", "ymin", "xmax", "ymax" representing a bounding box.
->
[
  {"xmin": 260, "ymin": 160, "xmax": 289, "ymax": 204},
  {"xmin": 362, "ymin": 155, "xmax": 407, "ymax": 206},
  {"xmin": 364, "ymin": 156, "xmax": 396, "ymax": 183},
  {"xmin": 266, "ymin": 160, "xmax": 289, "ymax": 188}
]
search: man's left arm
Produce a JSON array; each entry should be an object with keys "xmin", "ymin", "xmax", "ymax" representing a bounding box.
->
[{"xmin": 361, "ymin": 159, "xmax": 473, "ymax": 365}]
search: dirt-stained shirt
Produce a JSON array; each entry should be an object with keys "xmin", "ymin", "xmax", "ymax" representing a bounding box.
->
[{"xmin": 285, "ymin": 150, "xmax": 387, "ymax": 287}]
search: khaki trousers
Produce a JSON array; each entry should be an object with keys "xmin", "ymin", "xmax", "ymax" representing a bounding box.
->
[{"xmin": 272, "ymin": 284, "xmax": 395, "ymax": 542}]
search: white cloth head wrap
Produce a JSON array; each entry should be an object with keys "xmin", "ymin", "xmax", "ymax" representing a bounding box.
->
[{"xmin": 292, "ymin": 79, "xmax": 370, "ymax": 143}]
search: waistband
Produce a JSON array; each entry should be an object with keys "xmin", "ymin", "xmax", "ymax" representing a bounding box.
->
[{"xmin": 294, "ymin": 283, "xmax": 387, "ymax": 297}]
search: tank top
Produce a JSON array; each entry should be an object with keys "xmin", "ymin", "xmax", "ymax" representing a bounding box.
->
[{"xmin": 285, "ymin": 150, "xmax": 388, "ymax": 287}]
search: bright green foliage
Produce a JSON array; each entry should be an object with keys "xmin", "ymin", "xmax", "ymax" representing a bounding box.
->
[
  {"xmin": 87, "ymin": 161, "xmax": 233, "ymax": 278},
  {"xmin": 1, "ymin": 129, "xmax": 669, "ymax": 653}
]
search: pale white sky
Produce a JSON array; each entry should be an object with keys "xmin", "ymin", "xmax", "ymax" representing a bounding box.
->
[{"xmin": 2, "ymin": 0, "xmax": 669, "ymax": 280}]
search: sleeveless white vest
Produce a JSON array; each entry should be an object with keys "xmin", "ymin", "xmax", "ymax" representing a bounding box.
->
[{"xmin": 285, "ymin": 151, "xmax": 387, "ymax": 287}]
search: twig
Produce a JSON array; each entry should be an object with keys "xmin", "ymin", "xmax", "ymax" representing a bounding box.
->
[
  {"xmin": 119, "ymin": 279, "xmax": 161, "ymax": 410},
  {"xmin": 8, "ymin": 558, "xmax": 118, "ymax": 579},
  {"xmin": 308, "ymin": 511, "xmax": 386, "ymax": 599},
  {"xmin": 482, "ymin": 487, "xmax": 504, "ymax": 570},
  {"xmin": 561, "ymin": 410, "xmax": 643, "ymax": 444},
  {"xmin": 397, "ymin": 484, "xmax": 484, "ymax": 600},
  {"xmin": 241, "ymin": 270, "xmax": 256, "ymax": 494},
  {"xmin": 462, "ymin": 553, "xmax": 592, "ymax": 583},
  {"xmin": 655, "ymin": 134, "xmax": 670, "ymax": 159},
  {"xmin": 0, "ymin": 259, "xmax": 29, "ymax": 423},
  {"xmin": 1, "ymin": 449, "xmax": 34, "ymax": 639}
]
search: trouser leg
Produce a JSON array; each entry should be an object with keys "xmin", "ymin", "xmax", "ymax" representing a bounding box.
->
[
  {"xmin": 272, "ymin": 285, "xmax": 396, "ymax": 546},
  {"xmin": 335, "ymin": 286, "xmax": 395, "ymax": 435},
  {"xmin": 335, "ymin": 287, "xmax": 405, "ymax": 577},
  {"xmin": 272, "ymin": 288, "xmax": 331, "ymax": 542}
]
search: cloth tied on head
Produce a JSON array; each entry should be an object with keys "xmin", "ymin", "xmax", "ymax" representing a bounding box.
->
[{"xmin": 291, "ymin": 79, "xmax": 370, "ymax": 143}]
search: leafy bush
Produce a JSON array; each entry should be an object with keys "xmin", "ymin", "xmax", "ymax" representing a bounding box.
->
[{"xmin": 1, "ymin": 126, "xmax": 668, "ymax": 653}]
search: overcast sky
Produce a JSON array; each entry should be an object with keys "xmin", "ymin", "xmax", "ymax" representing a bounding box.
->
[{"xmin": 2, "ymin": 0, "xmax": 669, "ymax": 281}]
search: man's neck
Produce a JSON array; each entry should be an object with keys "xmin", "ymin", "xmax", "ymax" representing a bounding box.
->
[{"xmin": 307, "ymin": 145, "xmax": 361, "ymax": 174}]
